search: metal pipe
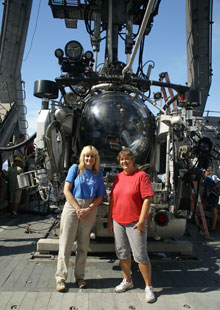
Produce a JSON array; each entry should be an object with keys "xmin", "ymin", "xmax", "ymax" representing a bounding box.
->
[
  {"xmin": 107, "ymin": 0, "xmax": 113, "ymax": 64},
  {"xmin": 165, "ymin": 128, "xmax": 171, "ymax": 191},
  {"xmin": 121, "ymin": 84, "xmax": 165, "ymax": 113},
  {"xmin": 94, "ymin": 51, "xmax": 98, "ymax": 72},
  {"xmin": 92, "ymin": 0, "xmax": 101, "ymax": 71},
  {"xmin": 122, "ymin": 0, "xmax": 156, "ymax": 75},
  {"xmin": 126, "ymin": 54, "xmax": 130, "ymax": 64}
]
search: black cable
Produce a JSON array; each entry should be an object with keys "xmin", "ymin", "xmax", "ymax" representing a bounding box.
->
[
  {"xmin": 0, "ymin": 132, "xmax": 36, "ymax": 152},
  {"xmin": 23, "ymin": 0, "xmax": 42, "ymax": 62},
  {"xmin": 136, "ymin": 36, "xmax": 145, "ymax": 77}
]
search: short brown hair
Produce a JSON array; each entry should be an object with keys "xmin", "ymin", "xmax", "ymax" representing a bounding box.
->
[{"xmin": 117, "ymin": 149, "xmax": 135, "ymax": 162}]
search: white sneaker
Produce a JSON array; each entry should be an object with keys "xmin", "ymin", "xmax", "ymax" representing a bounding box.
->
[
  {"xmin": 56, "ymin": 280, "xmax": 66, "ymax": 292},
  {"xmin": 115, "ymin": 278, "xmax": 134, "ymax": 293},
  {"xmin": 145, "ymin": 286, "xmax": 155, "ymax": 303},
  {"xmin": 90, "ymin": 232, "xmax": 96, "ymax": 239}
]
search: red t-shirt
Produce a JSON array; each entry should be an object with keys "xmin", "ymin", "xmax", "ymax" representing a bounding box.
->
[{"xmin": 110, "ymin": 169, "xmax": 154, "ymax": 225}]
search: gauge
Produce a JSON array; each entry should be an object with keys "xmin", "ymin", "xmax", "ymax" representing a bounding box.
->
[
  {"xmin": 85, "ymin": 50, "xmax": 94, "ymax": 60},
  {"xmin": 65, "ymin": 91, "xmax": 77, "ymax": 105},
  {"xmin": 54, "ymin": 48, "xmax": 64, "ymax": 59},
  {"xmin": 65, "ymin": 40, "xmax": 83, "ymax": 61}
]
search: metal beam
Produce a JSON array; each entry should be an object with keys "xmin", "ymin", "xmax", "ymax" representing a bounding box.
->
[
  {"xmin": 186, "ymin": 0, "xmax": 213, "ymax": 116},
  {"xmin": 0, "ymin": 0, "xmax": 33, "ymax": 134}
]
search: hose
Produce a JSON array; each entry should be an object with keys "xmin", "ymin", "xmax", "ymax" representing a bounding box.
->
[
  {"xmin": 45, "ymin": 120, "xmax": 65, "ymax": 173},
  {"xmin": 0, "ymin": 133, "xmax": 36, "ymax": 152}
]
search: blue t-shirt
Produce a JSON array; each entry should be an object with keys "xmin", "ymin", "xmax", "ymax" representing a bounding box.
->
[{"xmin": 65, "ymin": 164, "xmax": 107, "ymax": 199}]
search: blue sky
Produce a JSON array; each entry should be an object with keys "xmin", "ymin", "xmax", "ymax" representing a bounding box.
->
[{"xmin": 1, "ymin": 0, "xmax": 220, "ymax": 136}]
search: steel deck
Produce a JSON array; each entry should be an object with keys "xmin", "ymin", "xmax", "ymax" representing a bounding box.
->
[{"xmin": 0, "ymin": 211, "xmax": 220, "ymax": 310}]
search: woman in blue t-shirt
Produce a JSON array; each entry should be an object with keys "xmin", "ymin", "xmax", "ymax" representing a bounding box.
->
[{"xmin": 55, "ymin": 145, "xmax": 106, "ymax": 291}]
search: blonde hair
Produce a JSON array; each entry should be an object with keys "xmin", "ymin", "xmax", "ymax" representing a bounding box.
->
[
  {"xmin": 78, "ymin": 145, "xmax": 100, "ymax": 176},
  {"xmin": 117, "ymin": 149, "xmax": 135, "ymax": 163}
]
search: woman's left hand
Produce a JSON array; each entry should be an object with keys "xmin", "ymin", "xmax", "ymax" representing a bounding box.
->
[{"xmin": 133, "ymin": 221, "xmax": 146, "ymax": 234}]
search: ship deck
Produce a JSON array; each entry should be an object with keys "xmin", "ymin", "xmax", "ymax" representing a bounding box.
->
[{"xmin": 0, "ymin": 211, "xmax": 220, "ymax": 310}]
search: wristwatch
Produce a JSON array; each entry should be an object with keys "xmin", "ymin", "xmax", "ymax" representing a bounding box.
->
[{"xmin": 88, "ymin": 205, "xmax": 93, "ymax": 210}]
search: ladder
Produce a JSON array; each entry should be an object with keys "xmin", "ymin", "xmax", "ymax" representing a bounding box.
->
[
  {"xmin": 191, "ymin": 181, "xmax": 210, "ymax": 239},
  {"xmin": 159, "ymin": 72, "xmax": 178, "ymax": 112}
]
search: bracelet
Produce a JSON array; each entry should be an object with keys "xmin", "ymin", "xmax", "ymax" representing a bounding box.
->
[{"xmin": 88, "ymin": 205, "xmax": 93, "ymax": 210}]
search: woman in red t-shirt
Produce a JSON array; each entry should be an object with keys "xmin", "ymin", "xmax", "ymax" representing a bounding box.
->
[{"xmin": 107, "ymin": 149, "xmax": 155, "ymax": 303}]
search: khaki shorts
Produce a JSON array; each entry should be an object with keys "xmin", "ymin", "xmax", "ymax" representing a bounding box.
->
[{"xmin": 113, "ymin": 220, "xmax": 150, "ymax": 264}]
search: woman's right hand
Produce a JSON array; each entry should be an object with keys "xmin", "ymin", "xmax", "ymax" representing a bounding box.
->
[
  {"xmin": 133, "ymin": 221, "xmax": 146, "ymax": 234},
  {"xmin": 76, "ymin": 207, "xmax": 90, "ymax": 221}
]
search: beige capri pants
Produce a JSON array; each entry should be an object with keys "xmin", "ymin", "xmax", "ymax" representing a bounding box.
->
[{"xmin": 55, "ymin": 198, "xmax": 96, "ymax": 282}]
